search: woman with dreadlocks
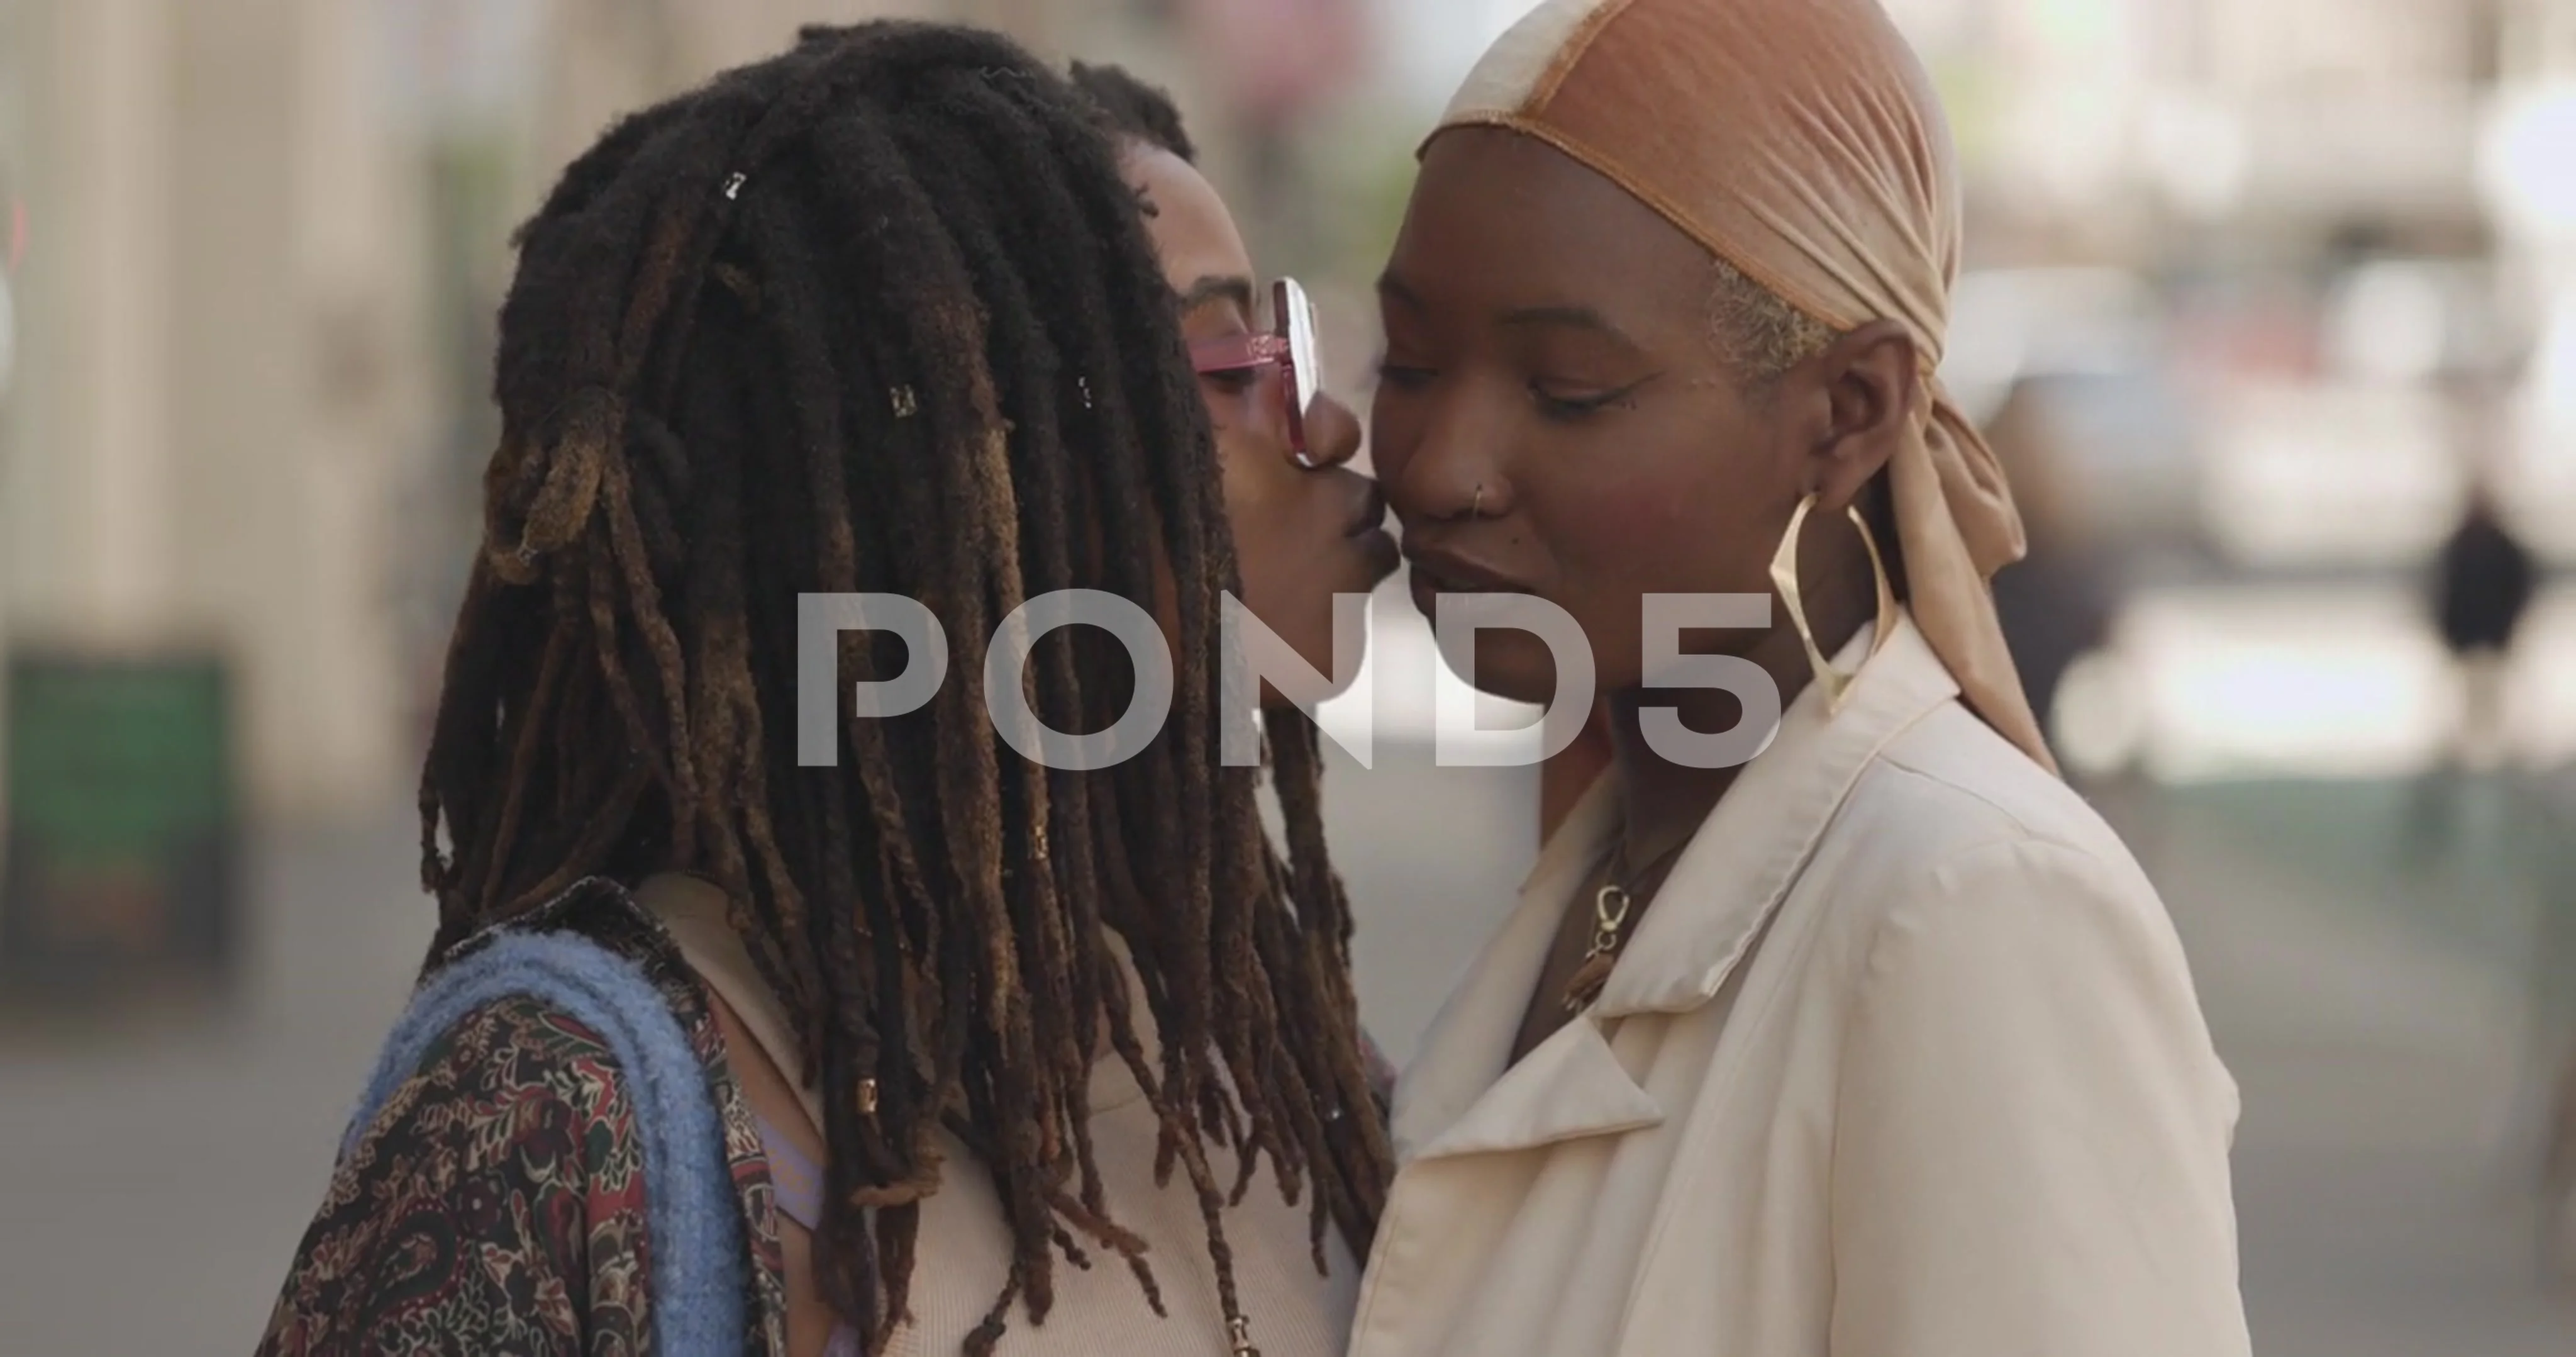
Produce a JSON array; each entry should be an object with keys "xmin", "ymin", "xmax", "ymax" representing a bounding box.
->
[{"xmin": 257, "ymin": 23, "xmax": 1396, "ymax": 1357}]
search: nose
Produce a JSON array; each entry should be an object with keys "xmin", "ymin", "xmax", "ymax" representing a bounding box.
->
[
  {"xmin": 1378, "ymin": 385, "xmax": 1506, "ymax": 524},
  {"xmin": 1300, "ymin": 392, "xmax": 1362, "ymax": 469}
]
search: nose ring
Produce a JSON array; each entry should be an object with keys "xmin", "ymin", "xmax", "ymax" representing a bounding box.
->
[{"xmin": 1470, "ymin": 483, "xmax": 1486, "ymax": 519}]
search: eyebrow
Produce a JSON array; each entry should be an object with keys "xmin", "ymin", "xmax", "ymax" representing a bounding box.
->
[
  {"xmin": 1175, "ymin": 274, "xmax": 1255, "ymax": 313},
  {"xmin": 1499, "ymin": 303, "xmax": 1638, "ymax": 347},
  {"xmin": 1379, "ymin": 272, "xmax": 1640, "ymax": 348}
]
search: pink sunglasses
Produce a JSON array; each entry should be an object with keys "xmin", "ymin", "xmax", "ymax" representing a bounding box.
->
[{"xmin": 1186, "ymin": 277, "xmax": 1324, "ymax": 467}]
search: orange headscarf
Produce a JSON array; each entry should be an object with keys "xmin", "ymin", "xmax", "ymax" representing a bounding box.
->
[{"xmin": 1428, "ymin": 0, "xmax": 2055, "ymax": 771}]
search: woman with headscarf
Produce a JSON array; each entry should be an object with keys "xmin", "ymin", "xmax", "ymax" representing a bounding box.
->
[{"xmin": 1351, "ymin": 2, "xmax": 2248, "ymax": 1354}]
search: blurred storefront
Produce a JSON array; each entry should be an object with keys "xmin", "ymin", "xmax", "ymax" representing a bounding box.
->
[
  {"xmin": 0, "ymin": 0, "xmax": 1019, "ymax": 842},
  {"xmin": 1837, "ymin": 0, "xmax": 2576, "ymax": 784},
  {"xmin": 3, "ymin": 0, "xmax": 2568, "ymax": 817},
  {"xmin": 0, "ymin": 0, "xmax": 442, "ymax": 993}
]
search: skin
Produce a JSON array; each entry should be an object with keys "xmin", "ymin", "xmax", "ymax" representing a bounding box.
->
[
  {"xmin": 1539, "ymin": 699, "xmax": 1615, "ymax": 843},
  {"xmin": 711, "ymin": 992, "xmax": 837, "ymax": 1356},
  {"xmin": 1371, "ymin": 127, "xmax": 1919, "ymax": 1056},
  {"xmin": 1123, "ymin": 143, "xmax": 1397, "ymax": 690}
]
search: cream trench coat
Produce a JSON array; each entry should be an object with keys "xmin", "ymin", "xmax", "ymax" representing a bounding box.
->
[{"xmin": 1348, "ymin": 616, "xmax": 2249, "ymax": 1357}]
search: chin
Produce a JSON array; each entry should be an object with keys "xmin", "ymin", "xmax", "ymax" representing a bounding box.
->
[
  {"xmin": 1233, "ymin": 606, "xmax": 1357, "ymax": 699},
  {"xmin": 1435, "ymin": 632, "xmax": 1570, "ymax": 709}
]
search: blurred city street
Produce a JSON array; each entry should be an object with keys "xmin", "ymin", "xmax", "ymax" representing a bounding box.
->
[
  {"xmin": 7, "ymin": 719, "xmax": 2576, "ymax": 1351},
  {"xmin": 8, "ymin": 0, "xmax": 2576, "ymax": 1352}
]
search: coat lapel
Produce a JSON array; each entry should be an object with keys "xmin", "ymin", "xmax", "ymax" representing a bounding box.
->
[
  {"xmin": 1592, "ymin": 614, "xmax": 1958, "ymax": 1020},
  {"xmin": 1409, "ymin": 1012, "xmax": 1663, "ymax": 1162},
  {"xmin": 1390, "ymin": 774, "xmax": 1627, "ymax": 1163},
  {"xmin": 1386, "ymin": 615, "xmax": 1965, "ymax": 1168}
]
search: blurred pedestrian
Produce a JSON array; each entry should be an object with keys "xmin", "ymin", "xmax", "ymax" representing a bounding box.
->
[
  {"xmin": 2433, "ymin": 478, "xmax": 2534, "ymax": 763},
  {"xmin": 258, "ymin": 28, "xmax": 1397, "ymax": 1357},
  {"xmin": 2409, "ymin": 445, "xmax": 2537, "ymax": 860},
  {"xmin": 1356, "ymin": 2, "xmax": 2246, "ymax": 1354}
]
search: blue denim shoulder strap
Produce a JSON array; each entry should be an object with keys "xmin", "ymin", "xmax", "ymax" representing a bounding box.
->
[{"xmin": 345, "ymin": 925, "xmax": 748, "ymax": 1357}]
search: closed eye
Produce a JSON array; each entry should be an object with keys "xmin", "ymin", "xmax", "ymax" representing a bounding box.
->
[
  {"xmin": 1200, "ymin": 368, "xmax": 1260, "ymax": 396},
  {"xmin": 1530, "ymin": 375, "xmax": 1653, "ymax": 422},
  {"xmin": 1375, "ymin": 360, "xmax": 1436, "ymax": 390}
]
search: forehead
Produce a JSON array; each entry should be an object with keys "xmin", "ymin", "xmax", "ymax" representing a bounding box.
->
[
  {"xmin": 1389, "ymin": 127, "xmax": 1714, "ymax": 338},
  {"xmin": 1120, "ymin": 144, "xmax": 1252, "ymax": 296}
]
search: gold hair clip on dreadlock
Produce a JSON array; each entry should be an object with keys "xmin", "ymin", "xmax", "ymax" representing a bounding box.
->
[
  {"xmin": 721, "ymin": 171, "xmax": 747, "ymax": 201},
  {"xmin": 891, "ymin": 386, "xmax": 918, "ymax": 418}
]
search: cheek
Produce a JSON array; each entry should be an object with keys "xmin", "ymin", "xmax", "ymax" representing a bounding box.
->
[
  {"xmin": 1513, "ymin": 420, "xmax": 1790, "ymax": 680},
  {"xmin": 1217, "ymin": 433, "xmax": 1280, "ymax": 552},
  {"xmin": 1217, "ymin": 441, "xmax": 1302, "ymax": 608},
  {"xmin": 1527, "ymin": 447, "xmax": 1755, "ymax": 591}
]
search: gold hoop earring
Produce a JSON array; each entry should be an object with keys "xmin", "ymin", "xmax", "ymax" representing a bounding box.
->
[{"xmin": 1768, "ymin": 491, "xmax": 1896, "ymax": 713}]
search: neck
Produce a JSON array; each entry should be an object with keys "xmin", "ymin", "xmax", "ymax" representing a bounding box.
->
[{"xmin": 1605, "ymin": 578, "xmax": 1875, "ymax": 865}]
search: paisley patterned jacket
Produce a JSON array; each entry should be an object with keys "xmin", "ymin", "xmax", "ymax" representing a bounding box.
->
[{"xmin": 253, "ymin": 880, "xmax": 1396, "ymax": 1355}]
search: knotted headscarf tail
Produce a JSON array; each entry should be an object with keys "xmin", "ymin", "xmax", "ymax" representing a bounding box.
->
[{"xmin": 1430, "ymin": 0, "xmax": 2057, "ymax": 773}]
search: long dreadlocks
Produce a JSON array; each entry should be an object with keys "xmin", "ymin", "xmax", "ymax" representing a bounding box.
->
[{"xmin": 418, "ymin": 22, "xmax": 1391, "ymax": 1354}]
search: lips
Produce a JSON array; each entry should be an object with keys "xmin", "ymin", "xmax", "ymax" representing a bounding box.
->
[
  {"xmin": 1345, "ymin": 483, "xmax": 1401, "ymax": 579},
  {"xmin": 1343, "ymin": 481, "xmax": 1389, "ymax": 540},
  {"xmin": 1401, "ymin": 543, "xmax": 1534, "ymax": 595},
  {"xmin": 1404, "ymin": 542, "xmax": 1538, "ymax": 623}
]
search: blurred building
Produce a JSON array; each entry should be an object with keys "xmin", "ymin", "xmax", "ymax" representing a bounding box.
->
[
  {"xmin": 0, "ymin": 0, "xmax": 430, "ymax": 826},
  {"xmin": 0, "ymin": 0, "xmax": 1119, "ymax": 831},
  {"xmin": 12, "ymin": 0, "xmax": 2572, "ymax": 832},
  {"xmin": 526, "ymin": 1, "xmax": 1067, "ymax": 178},
  {"xmin": 1883, "ymin": 0, "xmax": 2520, "ymax": 259}
]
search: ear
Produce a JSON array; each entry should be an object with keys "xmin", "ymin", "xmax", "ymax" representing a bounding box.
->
[{"xmin": 1797, "ymin": 320, "xmax": 1917, "ymax": 511}]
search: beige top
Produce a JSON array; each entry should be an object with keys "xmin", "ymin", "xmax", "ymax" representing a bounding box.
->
[
  {"xmin": 634, "ymin": 873, "xmax": 1358, "ymax": 1356},
  {"xmin": 1350, "ymin": 615, "xmax": 2246, "ymax": 1357}
]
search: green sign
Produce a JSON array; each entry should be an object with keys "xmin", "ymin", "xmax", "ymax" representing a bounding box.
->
[{"xmin": 2, "ymin": 651, "xmax": 238, "ymax": 997}]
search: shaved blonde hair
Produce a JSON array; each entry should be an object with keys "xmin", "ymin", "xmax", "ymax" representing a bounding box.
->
[{"xmin": 1708, "ymin": 255, "xmax": 1837, "ymax": 386}]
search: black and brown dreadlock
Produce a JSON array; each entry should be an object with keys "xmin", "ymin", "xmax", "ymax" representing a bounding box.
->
[
  {"xmin": 1070, "ymin": 62, "xmax": 1198, "ymax": 164},
  {"xmin": 418, "ymin": 21, "xmax": 1391, "ymax": 1354}
]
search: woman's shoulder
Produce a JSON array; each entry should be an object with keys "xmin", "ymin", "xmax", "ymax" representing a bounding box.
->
[
  {"xmin": 1792, "ymin": 707, "xmax": 2227, "ymax": 1080},
  {"xmin": 1846, "ymin": 700, "xmax": 2141, "ymax": 881},
  {"xmin": 339, "ymin": 876, "xmax": 745, "ymax": 1189},
  {"xmin": 380, "ymin": 990, "xmax": 640, "ymax": 1142},
  {"xmin": 260, "ymin": 880, "xmax": 765, "ymax": 1356},
  {"xmin": 1797, "ymin": 700, "xmax": 2190, "ymax": 983},
  {"xmin": 260, "ymin": 991, "xmax": 655, "ymax": 1356},
  {"xmin": 353, "ymin": 880, "xmax": 716, "ymax": 1156},
  {"xmin": 328, "ymin": 992, "xmax": 650, "ymax": 1232}
]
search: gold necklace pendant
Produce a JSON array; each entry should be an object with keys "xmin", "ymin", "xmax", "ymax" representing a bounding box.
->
[{"xmin": 1562, "ymin": 880, "xmax": 1636, "ymax": 1014}]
